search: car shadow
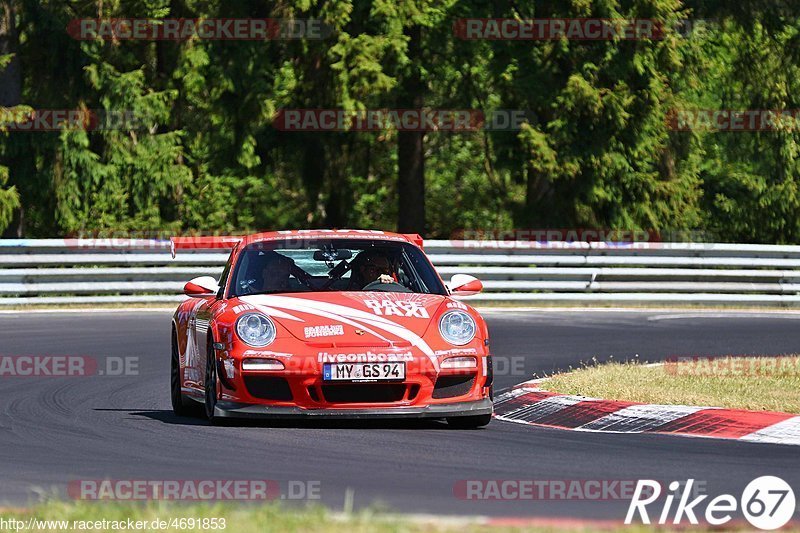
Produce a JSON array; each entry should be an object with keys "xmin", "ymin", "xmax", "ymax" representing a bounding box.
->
[
  {"xmin": 95, "ymin": 408, "xmax": 459, "ymax": 430},
  {"xmin": 94, "ymin": 408, "xmax": 209, "ymax": 426}
]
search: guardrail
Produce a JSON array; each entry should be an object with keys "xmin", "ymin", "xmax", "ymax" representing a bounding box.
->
[{"xmin": 3, "ymin": 239, "xmax": 800, "ymax": 306}]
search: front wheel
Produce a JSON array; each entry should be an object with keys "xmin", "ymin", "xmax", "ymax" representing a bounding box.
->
[
  {"xmin": 204, "ymin": 338, "xmax": 220, "ymax": 423},
  {"xmin": 447, "ymin": 414, "xmax": 492, "ymax": 429},
  {"xmin": 171, "ymin": 331, "xmax": 200, "ymax": 417}
]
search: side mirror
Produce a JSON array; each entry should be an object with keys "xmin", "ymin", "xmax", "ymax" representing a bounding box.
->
[
  {"xmin": 184, "ymin": 276, "xmax": 219, "ymax": 297},
  {"xmin": 448, "ymin": 274, "xmax": 483, "ymax": 296}
]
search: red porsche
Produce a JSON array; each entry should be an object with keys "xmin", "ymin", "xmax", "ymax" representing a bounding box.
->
[{"xmin": 170, "ymin": 230, "xmax": 493, "ymax": 428}]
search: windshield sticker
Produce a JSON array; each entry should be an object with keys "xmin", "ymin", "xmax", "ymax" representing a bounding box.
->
[{"xmin": 364, "ymin": 299, "xmax": 430, "ymax": 318}]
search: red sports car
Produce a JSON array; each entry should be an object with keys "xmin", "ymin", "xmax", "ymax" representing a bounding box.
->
[{"xmin": 170, "ymin": 230, "xmax": 493, "ymax": 428}]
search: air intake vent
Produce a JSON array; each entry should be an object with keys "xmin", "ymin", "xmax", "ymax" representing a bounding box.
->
[
  {"xmin": 433, "ymin": 375, "xmax": 475, "ymax": 399},
  {"xmin": 244, "ymin": 376, "xmax": 293, "ymax": 401}
]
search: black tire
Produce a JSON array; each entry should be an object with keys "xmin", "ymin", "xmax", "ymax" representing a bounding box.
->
[
  {"xmin": 171, "ymin": 330, "xmax": 200, "ymax": 417},
  {"xmin": 204, "ymin": 337, "xmax": 219, "ymax": 422},
  {"xmin": 447, "ymin": 414, "xmax": 492, "ymax": 429}
]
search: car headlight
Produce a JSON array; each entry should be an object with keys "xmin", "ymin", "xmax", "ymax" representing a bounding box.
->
[
  {"xmin": 438, "ymin": 310, "xmax": 477, "ymax": 345},
  {"xmin": 236, "ymin": 313, "xmax": 276, "ymax": 347}
]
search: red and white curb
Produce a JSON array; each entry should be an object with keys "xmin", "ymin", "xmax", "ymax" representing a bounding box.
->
[{"xmin": 493, "ymin": 381, "xmax": 800, "ymax": 446}]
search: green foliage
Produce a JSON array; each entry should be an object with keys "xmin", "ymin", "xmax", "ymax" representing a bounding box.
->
[
  {"xmin": 0, "ymin": 0, "xmax": 798, "ymax": 241},
  {"xmin": 693, "ymin": 19, "xmax": 800, "ymax": 242},
  {"xmin": 0, "ymin": 165, "xmax": 19, "ymax": 231}
]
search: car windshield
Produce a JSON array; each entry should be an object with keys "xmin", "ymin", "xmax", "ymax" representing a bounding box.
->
[{"xmin": 228, "ymin": 239, "xmax": 447, "ymax": 297}]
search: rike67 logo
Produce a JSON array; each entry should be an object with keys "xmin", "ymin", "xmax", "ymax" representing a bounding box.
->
[{"xmin": 626, "ymin": 477, "xmax": 796, "ymax": 530}]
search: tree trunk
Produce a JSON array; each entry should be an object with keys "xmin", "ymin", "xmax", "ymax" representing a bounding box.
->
[
  {"xmin": 397, "ymin": 26, "xmax": 425, "ymax": 234},
  {"xmin": 302, "ymin": 137, "xmax": 326, "ymax": 227},
  {"xmin": 524, "ymin": 162, "xmax": 551, "ymax": 226}
]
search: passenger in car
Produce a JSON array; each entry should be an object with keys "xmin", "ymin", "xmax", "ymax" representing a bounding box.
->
[{"xmin": 259, "ymin": 251, "xmax": 295, "ymax": 293}]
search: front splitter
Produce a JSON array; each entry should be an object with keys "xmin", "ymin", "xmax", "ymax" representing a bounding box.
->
[{"xmin": 213, "ymin": 398, "xmax": 493, "ymax": 420}]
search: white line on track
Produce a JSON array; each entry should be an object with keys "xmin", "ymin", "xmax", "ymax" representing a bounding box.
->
[
  {"xmin": 647, "ymin": 312, "xmax": 800, "ymax": 321},
  {"xmin": 476, "ymin": 306, "xmax": 800, "ymax": 315},
  {"xmin": 0, "ymin": 307, "xmax": 175, "ymax": 314}
]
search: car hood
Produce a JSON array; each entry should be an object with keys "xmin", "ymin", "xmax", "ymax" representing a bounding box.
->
[{"xmin": 237, "ymin": 292, "xmax": 448, "ymax": 353}]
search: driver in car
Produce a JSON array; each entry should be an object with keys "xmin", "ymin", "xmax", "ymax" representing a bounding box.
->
[
  {"xmin": 351, "ymin": 251, "xmax": 396, "ymax": 289},
  {"xmin": 260, "ymin": 251, "xmax": 295, "ymax": 293}
]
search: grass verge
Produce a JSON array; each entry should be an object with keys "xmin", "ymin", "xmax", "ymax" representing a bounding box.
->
[
  {"xmin": 0, "ymin": 501, "xmax": 791, "ymax": 532},
  {"xmin": 545, "ymin": 356, "xmax": 800, "ymax": 413}
]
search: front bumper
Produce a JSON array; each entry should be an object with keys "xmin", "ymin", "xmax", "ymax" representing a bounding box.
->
[{"xmin": 213, "ymin": 397, "xmax": 493, "ymax": 420}]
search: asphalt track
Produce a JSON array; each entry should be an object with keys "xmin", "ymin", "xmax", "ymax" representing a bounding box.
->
[{"xmin": 1, "ymin": 309, "xmax": 799, "ymax": 521}]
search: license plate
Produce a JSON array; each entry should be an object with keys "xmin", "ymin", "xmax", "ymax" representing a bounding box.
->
[{"xmin": 323, "ymin": 362, "xmax": 405, "ymax": 381}]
